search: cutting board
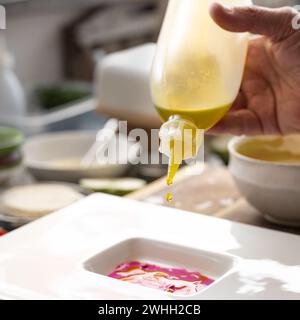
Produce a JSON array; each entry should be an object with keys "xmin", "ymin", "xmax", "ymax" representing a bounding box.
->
[{"xmin": 128, "ymin": 165, "xmax": 300, "ymax": 236}]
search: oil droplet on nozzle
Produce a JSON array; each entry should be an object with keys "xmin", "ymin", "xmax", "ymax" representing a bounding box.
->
[
  {"xmin": 166, "ymin": 192, "xmax": 173, "ymax": 202},
  {"xmin": 165, "ymin": 140, "xmax": 179, "ymax": 203}
]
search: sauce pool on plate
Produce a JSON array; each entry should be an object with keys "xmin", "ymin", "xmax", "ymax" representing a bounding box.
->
[{"xmin": 108, "ymin": 261, "xmax": 214, "ymax": 296}]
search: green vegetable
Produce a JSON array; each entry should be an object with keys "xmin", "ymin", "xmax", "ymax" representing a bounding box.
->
[
  {"xmin": 35, "ymin": 84, "xmax": 91, "ymax": 110},
  {"xmin": 80, "ymin": 178, "xmax": 146, "ymax": 196},
  {"xmin": 0, "ymin": 127, "xmax": 24, "ymax": 156}
]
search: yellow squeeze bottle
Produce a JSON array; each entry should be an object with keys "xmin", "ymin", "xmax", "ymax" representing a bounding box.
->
[{"xmin": 150, "ymin": 0, "xmax": 251, "ymax": 198}]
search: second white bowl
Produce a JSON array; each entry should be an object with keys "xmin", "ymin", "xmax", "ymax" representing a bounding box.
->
[
  {"xmin": 229, "ymin": 136, "xmax": 300, "ymax": 227},
  {"xmin": 24, "ymin": 131, "xmax": 138, "ymax": 182}
]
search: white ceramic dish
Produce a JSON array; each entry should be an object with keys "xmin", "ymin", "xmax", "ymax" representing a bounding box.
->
[
  {"xmin": 229, "ymin": 136, "xmax": 300, "ymax": 227},
  {"xmin": 23, "ymin": 131, "xmax": 138, "ymax": 182},
  {"xmin": 84, "ymin": 238, "xmax": 235, "ymax": 298},
  {"xmin": 0, "ymin": 194, "xmax": 300, "ymax": 300}
]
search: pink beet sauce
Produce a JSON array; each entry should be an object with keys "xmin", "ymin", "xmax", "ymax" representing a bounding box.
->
[{"xmin": 108, "ymin": 261, "xmax": 214, "ymax": 296}]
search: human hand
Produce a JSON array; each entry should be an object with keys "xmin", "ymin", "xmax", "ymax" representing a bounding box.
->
[{"xmin": 210, "ymin": 3, "xmax": 300, "ymax": 135}]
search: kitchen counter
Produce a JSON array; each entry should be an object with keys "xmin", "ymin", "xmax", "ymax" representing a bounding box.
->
[
  {"xmin": 127, "ymin": 165, "xmax": 300, "ymax": 236},
  {"xmin": 2, "ymin": 164, "xmax": 299, "ymax": 236}
]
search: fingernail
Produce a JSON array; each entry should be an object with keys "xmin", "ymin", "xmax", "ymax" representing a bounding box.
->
[
  {"xmin": 221, "ymin": 4, "xmax": 234, "ymax": 12},
  {"xmin": 211, "ymin": 2, "xmax": 233, "ymax": 13}
]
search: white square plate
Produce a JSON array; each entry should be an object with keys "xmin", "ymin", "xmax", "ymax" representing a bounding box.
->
[{"xmin": 0, "ymin": 194, "xmax": 300, "ymax": 300}]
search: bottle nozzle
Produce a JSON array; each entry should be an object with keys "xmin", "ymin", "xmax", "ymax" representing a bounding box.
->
[{"xmin": 159, "ymin": 116, "xmax": 202, "ymax": 162}]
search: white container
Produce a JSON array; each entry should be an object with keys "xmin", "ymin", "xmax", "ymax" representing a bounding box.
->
[
  {"xmin": 0, "ymin": 37, "xmax": 26, "ymax": 118},
  {"xmin": 95, "ymin": 44, "xmax": 161, "ymax": 128}
]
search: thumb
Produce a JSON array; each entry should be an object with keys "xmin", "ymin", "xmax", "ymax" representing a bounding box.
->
[{"xmin": 209, "ymin": 3, "xmax": 298, "ymax": 41}]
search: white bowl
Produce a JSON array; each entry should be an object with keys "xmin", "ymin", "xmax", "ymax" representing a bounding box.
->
[
  {"xmin": 24, "ymin": 131, "xmax": 138, "ymax": 182},
  {"xmin": 229, "ymin": 136, "xmax": 300, "ymax": 227}
]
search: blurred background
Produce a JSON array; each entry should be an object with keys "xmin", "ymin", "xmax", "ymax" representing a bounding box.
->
[
  {"xmin": 0, "ymin": 0, "xmax": 298, "ymax": 122},
  {"xmin": 1, "ymin": 0, "xmax": 298, "ymax": 86},
  {"xmin": 0, "ymin": 0, "xmax": 297, "ymax": 130}
]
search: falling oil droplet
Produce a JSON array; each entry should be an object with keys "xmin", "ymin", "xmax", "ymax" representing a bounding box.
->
[{"xmin": 166, "ymin": 192, "xmax": 173, "ymax": 202}]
